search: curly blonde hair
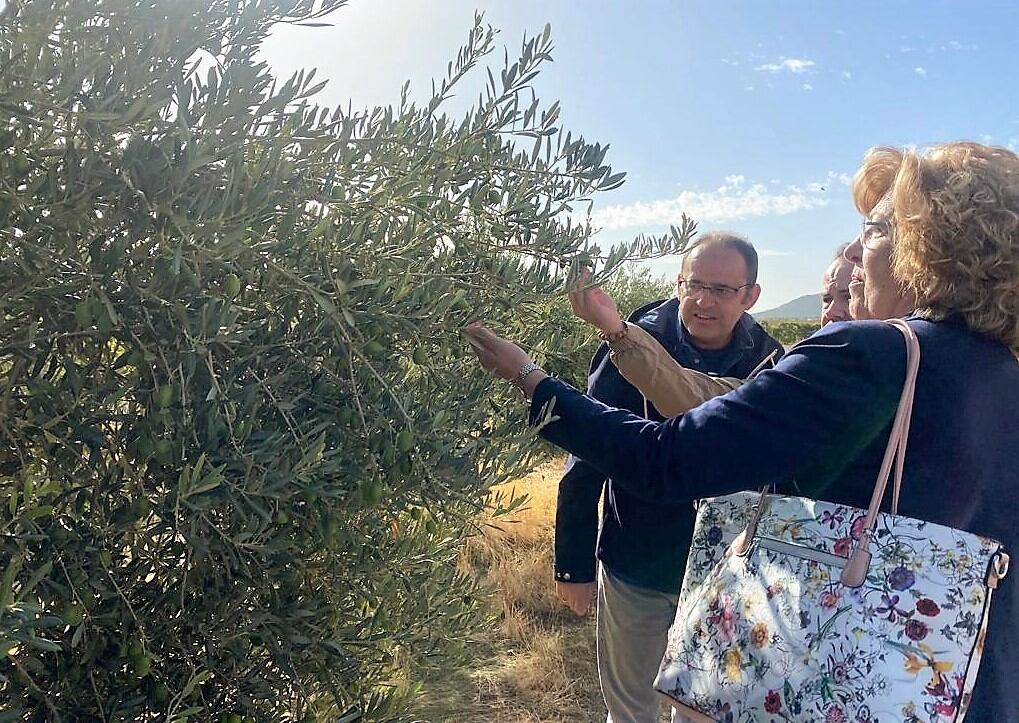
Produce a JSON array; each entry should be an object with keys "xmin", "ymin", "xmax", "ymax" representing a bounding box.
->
[{"xmin": 853, "ymin": 142, "xmax": 1019, "ymax": 354}]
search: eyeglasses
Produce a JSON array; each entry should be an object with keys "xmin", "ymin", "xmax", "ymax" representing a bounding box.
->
[
  {"xmin": 678, "ymin": 279, "xmax": 753, "ymax": 301},
  {"xmin": 860, "ymin": 217, "xmax": 894, "ymax": 249}
]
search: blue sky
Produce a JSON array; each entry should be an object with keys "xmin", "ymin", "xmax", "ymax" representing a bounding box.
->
[{"xmin": 261, "ymin": 0, "xmax": 1019, "ymax": 311}]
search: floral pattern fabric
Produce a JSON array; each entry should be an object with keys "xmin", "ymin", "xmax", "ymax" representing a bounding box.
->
[{"xmin": 656, "ymin": 493, "xmax": 1006, "ymax": 722}]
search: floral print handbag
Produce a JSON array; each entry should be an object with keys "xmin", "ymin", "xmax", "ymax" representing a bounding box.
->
[{"xmin": 654, "ymin": 319, "xmax": 1011, "ymax": 723}]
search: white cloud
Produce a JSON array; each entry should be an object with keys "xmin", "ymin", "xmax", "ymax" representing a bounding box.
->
[
  {"xmin": 802, "ymin": 83, "xmax": 813, "ymax": 91},
  {"xmin": 754, "ymin": 57, "xmax": 815, "ymax": 74},
  {"xmin": 914, "ymin": 66, "xmax": 927, "ymax": 78},
  {"xmin": 744, "ymin": 85, "xmax": 755, "ymax": 92},
  {"xmin": 902, "ymin": 38, "xmax": 976, "ymax": 54},
  {"xmin": 981, "ymin": 134, "xmax": 994, "ymax": 144},
  {"xmin": 590, "ymin": 174, "xmax": 844, "ymax": 230},
  {"xmin": 842, "ymin": 71, "xmax": 853, "ymax": 80},
  {"xmin": 758, "ymin": 249, "xmax": 793, "ymax": 257}
]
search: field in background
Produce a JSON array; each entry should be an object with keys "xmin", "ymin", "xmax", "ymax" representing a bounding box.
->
[
  {"xmin": 759, "ymin": 318, "xmax": 821, "ymax": 347},
  {"xmin": 416, "ymin": 458, "xmax": 675, "ymax": 722}
]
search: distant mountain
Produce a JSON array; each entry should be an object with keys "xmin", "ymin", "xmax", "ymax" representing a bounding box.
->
[{"xmin": 754, "ymin": 293, "xmax": 822, "ymax": 320}]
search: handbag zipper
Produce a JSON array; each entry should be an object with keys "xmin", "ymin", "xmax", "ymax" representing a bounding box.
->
[{"xmin": 756, "ymin": 536, "xmax": 849, "ymax": 569}]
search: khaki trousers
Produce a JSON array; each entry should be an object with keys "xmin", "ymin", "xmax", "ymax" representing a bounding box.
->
[{"xmin": 596, "ymin": 565, "xmax": 680, "ymax": 723}]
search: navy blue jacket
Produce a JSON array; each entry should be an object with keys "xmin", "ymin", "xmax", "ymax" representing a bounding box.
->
[
  {"xmin": 554, "ymin": 297, "xmax": 784, "ymax": 594},
  {"xmin": 534, "ymin": 316, "xmax": 1019, "ymax": 720}
]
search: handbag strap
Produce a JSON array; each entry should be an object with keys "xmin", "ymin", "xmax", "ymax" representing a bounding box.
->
[{"xmin": 841, "ymin": 318, "xmax": 921, "ymax": 587}]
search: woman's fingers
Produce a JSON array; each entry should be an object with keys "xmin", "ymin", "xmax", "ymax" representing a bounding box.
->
[
  {"xmin": 568, "ymin": 276, "xmax": 596, "ymax": 319},
  {"xmin": 463, "ymin": 324, "xmax": 527, "ymax": 380},
  {"xmin": 463, "ymin": 323, "xmax": 495, "ymax": 350}
]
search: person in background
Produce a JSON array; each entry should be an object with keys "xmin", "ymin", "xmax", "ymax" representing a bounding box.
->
[
  {"xmin": 821, "ymin": 243, "xmax": 854, "ymax": 326},
  {"xmin": 553, "ymin": 232, "xmax": 783, "ymax": 723},
  {"xmin": 466, "ymin": 141, "xmax": 1019, "ymax": 721}
]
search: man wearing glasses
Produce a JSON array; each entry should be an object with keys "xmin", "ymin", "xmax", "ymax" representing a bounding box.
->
[{"xmin": 554, "ymin": 231, "xmax": 784, "ymax": 723}]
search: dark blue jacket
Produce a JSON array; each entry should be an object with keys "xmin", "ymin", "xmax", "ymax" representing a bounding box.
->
[
  {"xmin": 553, "ymin": 297, "xmax": 784, "ymax": 594},
  {"xmin": 534, "ymin": 316, "xmax": 1019, "ymax": 721}
]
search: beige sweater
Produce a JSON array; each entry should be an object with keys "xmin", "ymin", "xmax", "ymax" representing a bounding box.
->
[{"xmin": 606, "ymin": 322, "xmax": 744, "ymax": 416}]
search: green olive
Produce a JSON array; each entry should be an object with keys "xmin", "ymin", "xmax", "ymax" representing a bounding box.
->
[
  {"xmin": 12, "ymin": 154, "xmax": 30, "ymax": 174},
  {"xmin": 74, "ymin": 300, "xmax": 93, "ymax": 328},
  {"xmin": 364, "ymin": 340, "xmax": 384, "ymax": 356},
  {"xmin": 60, "ymin": 603, "xmax": 84, "ymax": 626},
  {"xmin": 396, "ymin": 429, "xmax": 414, "ymax": 454},
  {"xmin": 360, "ymin": 481, "xmax": 384, "ymax": 506},
  {"xmin": 412, "ymin": 346, "xmax": 428, "ymax": 365},
  {"xmin": 130, "ymin": 653, "xmax": 152, "ymax": 678},
  {"xmin": 150, "ymin": 682, "xmax": 169, "ymax": 704},
  {"xmin": 155, "ymin": 385, "xmax": 174, "ymax": 409},
  {"xmin": 97, "ymin": 312, "xmax": 115, "ymax": 336},
  {"xmin": 223, "ymin": 273, "xmax": 242, "ymax": 299},
  {"xmin": 155, "ymin": 438, "xmax": 172, "ymax": 455}
]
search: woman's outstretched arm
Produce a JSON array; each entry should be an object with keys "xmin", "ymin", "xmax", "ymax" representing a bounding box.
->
[{"xmin": 527, "ymin": 321, "xmax": 905, "ymax": 504}]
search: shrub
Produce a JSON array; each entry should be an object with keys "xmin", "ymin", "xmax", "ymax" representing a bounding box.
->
[
  {"xmin": 760, "ymin": 319, "xmax": 822, "ymax": 347},
  {"xmin": 0, "ymin": 1, "xmax": 689, "ymax": 720}
]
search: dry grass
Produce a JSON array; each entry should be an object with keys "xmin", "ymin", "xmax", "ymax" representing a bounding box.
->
[
  {"xmin": 414, "ymin": 458, "xmax": 605, "ymax": 722},
  {"xmin": 415, "ymin": 459, "xmax": 673, "ymax": 723}
]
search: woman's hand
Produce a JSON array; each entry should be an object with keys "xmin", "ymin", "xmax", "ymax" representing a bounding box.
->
[
  {"xmin": 463, "ymin": 323, "xmax": 532, "ymax": 380},
  {"xmin": 568, "ymin": 270, "xmax": 624, "ymax": 336}
]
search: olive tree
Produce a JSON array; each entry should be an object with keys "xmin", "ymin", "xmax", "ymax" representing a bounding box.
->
[{"xmin": 0, "ymin": 1, "xmax": 692, "ymax": 720}]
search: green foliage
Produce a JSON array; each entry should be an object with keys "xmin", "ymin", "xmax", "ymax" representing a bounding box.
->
[
  {"xmin": 760, "ymin": 319, "xmax": 821, "ymax": 347},
  {"xmin": 536, "ymin": 266, "xmax": 675, "ymax": 388},
  {"xmin": 0, "ymin": 1, "xmax": 692, "ymax": 720}
]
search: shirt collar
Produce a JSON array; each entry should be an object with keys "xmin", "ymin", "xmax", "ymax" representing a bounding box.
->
[{"xmin": 676, "ymin": 312, "xmax": 755, "ymax": 354}]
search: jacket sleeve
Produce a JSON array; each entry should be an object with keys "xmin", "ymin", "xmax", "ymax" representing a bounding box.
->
[
  {"xmin": 553, "ymin": 343, "xmax": 641, "ymax": 585},
  {"xmin": 533, "ymin": 322, "xmax": 906, "ymax": 506},
  {"xmin": 608, "ymin": 322, "xmax": 743, "ymax": 416}
]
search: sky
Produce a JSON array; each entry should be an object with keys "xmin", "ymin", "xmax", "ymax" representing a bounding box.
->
[{"xmin": 260, "ymin": 0, "xmax": 1019, "ymax": 312}]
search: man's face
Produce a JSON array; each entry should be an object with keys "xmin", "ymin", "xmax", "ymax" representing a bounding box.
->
[
  {"xmin": 820, "ymin": 256, "xmax": 854, "ymax": 325},
  {"xmin": 677, "ymin": 245, "xmax": 761, "ymax": 350}
]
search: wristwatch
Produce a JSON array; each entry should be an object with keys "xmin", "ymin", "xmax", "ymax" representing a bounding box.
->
[{"xmin": 511, "ymin": 361, "xmax": 544, "ymax": 388}]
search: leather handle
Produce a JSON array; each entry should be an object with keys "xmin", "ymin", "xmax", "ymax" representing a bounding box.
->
[{"xmin": 841, "ymin": 319, "xmax": 921, "ymax": 587}]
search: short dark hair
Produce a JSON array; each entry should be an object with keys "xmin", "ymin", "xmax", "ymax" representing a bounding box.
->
[{"xmin": 682, "ymin": 230, "xmax": 759, "ymax": 285}]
